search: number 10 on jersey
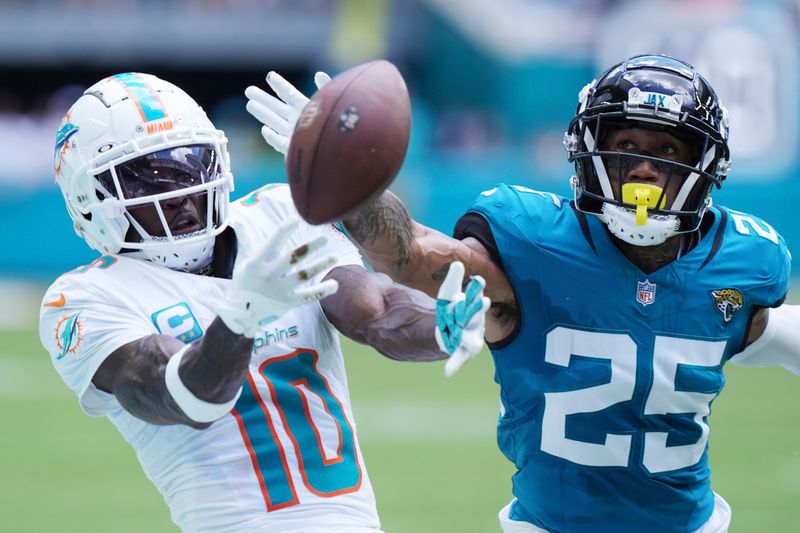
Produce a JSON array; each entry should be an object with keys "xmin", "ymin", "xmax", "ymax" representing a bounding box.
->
[{"xmin": 232, "ymin": 349, "xmax": 362, "ymax": 510}]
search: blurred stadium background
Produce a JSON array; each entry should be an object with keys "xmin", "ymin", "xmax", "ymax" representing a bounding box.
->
[{"xmin": 1, "ymin": 0, "xmax": 798, "ymax": 531}]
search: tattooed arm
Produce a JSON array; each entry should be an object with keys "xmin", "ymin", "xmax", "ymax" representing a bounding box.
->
[
  {"xmin": 321, "ymin": 265, "xmax": 446, "ymax": 362},
  {"xmin": 92, "ymin": 318, "xmax": 252, "ymax": 429},
  {"xmin": 342, "ymin": 191, "xmax": 518, "ymax": 342}
]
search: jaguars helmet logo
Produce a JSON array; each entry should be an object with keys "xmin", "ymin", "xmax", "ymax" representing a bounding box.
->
[{"xmin": 710, "ymin": 288, "xmax": 744, "ymax": 323}]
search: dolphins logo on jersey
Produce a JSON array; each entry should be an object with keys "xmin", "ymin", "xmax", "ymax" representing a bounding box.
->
[
  {"xmin": 54, "ymin": 312, "xmax": 83, "ymax": 360},
  {"xmin": 710, "ymin": 288, "xmax": 744, "ymax": 323}
]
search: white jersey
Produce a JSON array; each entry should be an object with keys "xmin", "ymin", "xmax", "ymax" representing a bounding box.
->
[{"xmin": 39, "ymin": 184, "xmax": 381, "ymax": 533}]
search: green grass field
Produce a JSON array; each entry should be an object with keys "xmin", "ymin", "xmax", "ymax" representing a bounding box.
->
[{"xmin": 2, "ymin": 308, "xmax": 798, "ymax": 532}]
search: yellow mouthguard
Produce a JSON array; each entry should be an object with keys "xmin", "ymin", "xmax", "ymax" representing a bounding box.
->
[{"xmin": 621, "ymin": 183, "xmax": 666, "ymax": 226}]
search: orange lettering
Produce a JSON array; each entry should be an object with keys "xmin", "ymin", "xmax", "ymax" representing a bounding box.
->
[{"xmin": 146, "ymin": 120, "xmax": 174, "ymax": 134}]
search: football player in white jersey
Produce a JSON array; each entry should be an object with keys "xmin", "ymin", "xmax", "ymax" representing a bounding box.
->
[{"xmin": 39, "ymin": 73, "xmax": 489, "ymax": 533}]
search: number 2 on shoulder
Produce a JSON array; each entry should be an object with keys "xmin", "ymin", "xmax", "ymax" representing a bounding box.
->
[{"xmin": 729, "ymin": 212, "xmax": 778, "ymax": 244}]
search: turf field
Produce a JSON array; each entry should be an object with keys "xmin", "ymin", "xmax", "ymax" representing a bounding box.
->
[{"xmin": 2, "ymin": 301, "xmax": 798, "ymax": 532}]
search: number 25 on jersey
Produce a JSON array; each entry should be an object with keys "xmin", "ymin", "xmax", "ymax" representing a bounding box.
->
[{"xmin": 541, "ymin": 327, "xmax": 726, "ymax": 474}]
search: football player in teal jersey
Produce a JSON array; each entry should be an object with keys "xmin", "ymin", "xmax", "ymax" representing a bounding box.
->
[{"xmin": 249, "ymin": 54, "xmax": 800, "ymax": 533}]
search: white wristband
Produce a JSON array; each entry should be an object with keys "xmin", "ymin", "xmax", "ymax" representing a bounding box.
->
[{"xmin": 165, "ymin": 345, "xmax": 243, "ymax": 423}]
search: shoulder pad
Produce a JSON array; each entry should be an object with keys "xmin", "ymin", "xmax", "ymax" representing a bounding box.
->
[{"xmin": 718, "ymin": 207, "xmax": 791, "ymax": 306}]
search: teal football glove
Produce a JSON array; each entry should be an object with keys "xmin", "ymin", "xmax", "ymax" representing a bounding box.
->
[{"xmin": 435, "ymin": 261, "xmax": 491, "ymax": 377}]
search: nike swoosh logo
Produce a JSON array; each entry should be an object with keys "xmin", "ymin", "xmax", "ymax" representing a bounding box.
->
[{"xmin": 44, "ymin": 293, "xmax": 66, "ymax": 308}]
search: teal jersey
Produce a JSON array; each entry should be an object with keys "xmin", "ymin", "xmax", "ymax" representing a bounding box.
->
[{"xmin": 456, "ymin": 184, "xmax": 791, "ymax": 533}]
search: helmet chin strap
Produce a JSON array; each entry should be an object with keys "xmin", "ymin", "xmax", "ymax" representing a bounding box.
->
[{"xmin": 600, "ymin": 184, "xmax": 679, "ymax": 246}]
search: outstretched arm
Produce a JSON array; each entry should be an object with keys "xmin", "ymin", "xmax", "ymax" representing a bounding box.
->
[
  {"xmin": 245, "ymin": 70, "xmax": 518, "ymax": 342},
  {"xmin": 341, "ymin": 191, "xmax": 517, "ymax": 342},
  {"xmin": 245, "ymin": 71, "xmax": 509, "ymax": 300},
  {"xmin": 93, "ymin": 217, "xmax": 339, "ymax": 429},
  {"xmin": 322, "ymin": 264, "xmax": 489, "ymax": 376},
  {"xmin": 321, "ymin": 265, "xmax": 442, "ymax": 362},
  {"xmin": 93, "ymin": 320, "xmax": 251, "ymax": 430},
  {"xmin": 732, "ymin": 306, "xmax": 800, "ymax": 375}
]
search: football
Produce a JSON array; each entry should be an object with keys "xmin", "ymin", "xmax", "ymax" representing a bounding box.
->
[{"xmin": 286, "ymin": 60, "xmax": 411, "ymax": 224}]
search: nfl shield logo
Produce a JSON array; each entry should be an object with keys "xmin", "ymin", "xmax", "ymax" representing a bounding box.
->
[{"xmin": 636, "ymin": 280, "xmax": 656, "ymax": 306}]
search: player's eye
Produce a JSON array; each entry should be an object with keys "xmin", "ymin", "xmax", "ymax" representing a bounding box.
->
[
  {"xmin": 173, "ymin": 173, "xmax": 201, "ymax": 187},
  {"xmin": 661, "ymin": 144, "xmax": 678, "ymax": 155},
  {"xmin": 616, "ymin": 139, "xmax": 636, "ymax": 151}
]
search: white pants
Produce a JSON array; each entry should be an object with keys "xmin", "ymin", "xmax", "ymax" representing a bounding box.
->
[{"xmin": 499, "ymin": 492, "xmax": 732, "ymax": 533}]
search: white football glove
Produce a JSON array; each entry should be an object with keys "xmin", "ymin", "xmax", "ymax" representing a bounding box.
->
[
  {"xmin": 435, "ymin": 261, "xmax": 491, "ymax": 377},
  {"xmin": 244, "ymin": 71, "xmax": 331, "ymax": 156},
  {"xmin": 217, "ymin": 216, "xmax": 339, "ymax": 338}
]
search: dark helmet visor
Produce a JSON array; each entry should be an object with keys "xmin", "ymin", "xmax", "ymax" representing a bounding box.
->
[{"xmin": 98, "ymin": 144, "xmax": 220, "ymax": 200}]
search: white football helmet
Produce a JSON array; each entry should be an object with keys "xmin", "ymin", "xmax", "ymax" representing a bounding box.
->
[{"xmin": 55, "ymin": 72, "xmax": 234, "ymax": 271}]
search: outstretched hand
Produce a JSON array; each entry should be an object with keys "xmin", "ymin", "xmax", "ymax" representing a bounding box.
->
[
  {"xmin": 245, "ymin": 71, "xmax": 331, "ymax": 156},
  {"xmin": 435, "ymin": 261, "xmax": 491, "ymax": 377},
  {"xmin": 217, "ymin": 216, "xmax": 339, "ymax": 337}
]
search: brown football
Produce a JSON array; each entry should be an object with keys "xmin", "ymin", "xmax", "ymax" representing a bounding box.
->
[{"xmin": 286, "ymin": 59, "xmax": 411, "ymax": 224}]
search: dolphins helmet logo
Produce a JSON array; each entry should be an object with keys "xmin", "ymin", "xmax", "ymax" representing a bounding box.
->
[{"xmin": 54, "ymin": 118, "xmax": 79, "ymax": 177}]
